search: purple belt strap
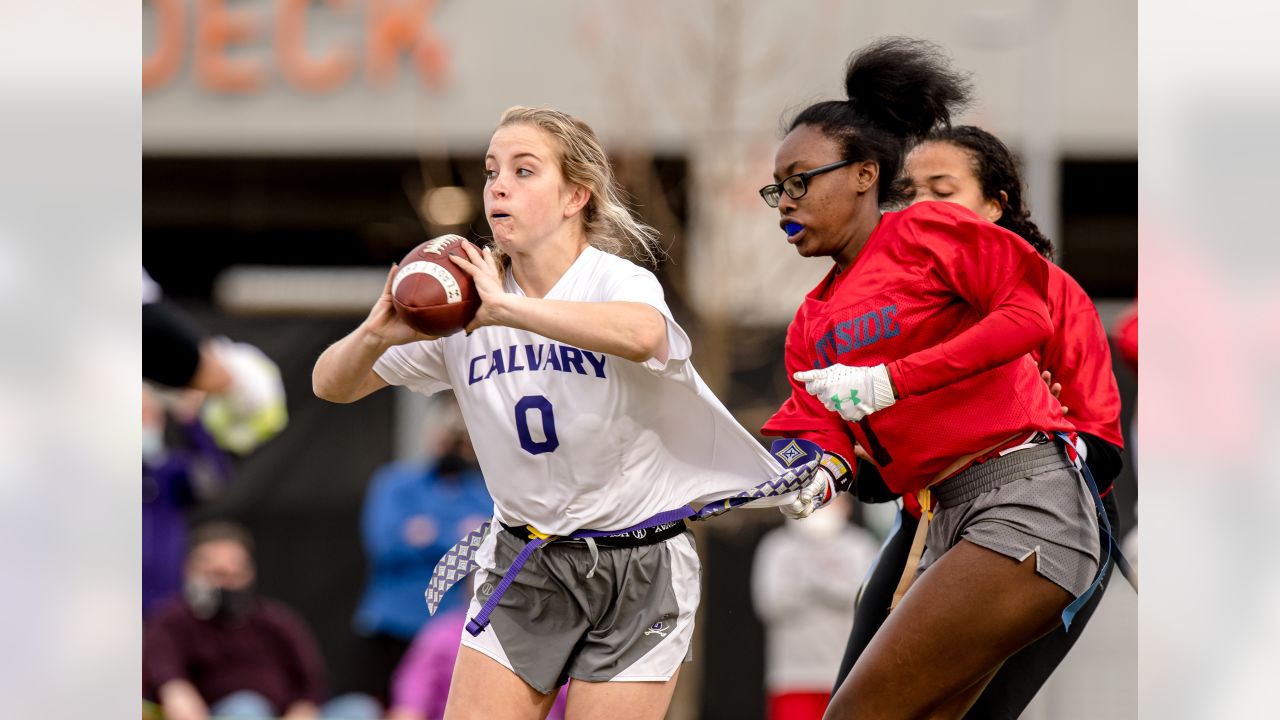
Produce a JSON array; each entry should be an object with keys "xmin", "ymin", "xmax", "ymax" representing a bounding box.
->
[{"xmin": 425, "ymin": 437, "xmax": 823, "ymax": 636}]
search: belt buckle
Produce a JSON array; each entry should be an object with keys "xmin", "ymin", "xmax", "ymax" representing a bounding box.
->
[{"xmin": 524, "ymin": 525, "xmax": 554, "ymax": 541}]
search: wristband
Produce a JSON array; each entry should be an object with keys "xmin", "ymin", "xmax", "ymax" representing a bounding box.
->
[{"xmin": 819, "ymin": 451, "xmax": 854, "ymax": 494}]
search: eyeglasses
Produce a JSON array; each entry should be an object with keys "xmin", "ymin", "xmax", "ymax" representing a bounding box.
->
[{"xmin": 758, "ymin": 159, "xmax": 854, "ymax": 208}]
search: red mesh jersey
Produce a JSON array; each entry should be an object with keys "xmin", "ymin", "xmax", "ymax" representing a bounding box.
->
[{"xmin": 764, "ymin": 202, "xmax": 1074, "ymax": 495}]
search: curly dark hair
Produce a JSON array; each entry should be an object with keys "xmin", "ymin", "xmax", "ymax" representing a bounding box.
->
[
  {"xmin": 787, "ymin": 37, "xmax": 972, "ymax": 207},
  {"xmin": 924, "ymin": 126, "xmax": 1054, "ymax": 259}
]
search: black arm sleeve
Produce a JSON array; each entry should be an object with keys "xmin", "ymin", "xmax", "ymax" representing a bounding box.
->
[
  {"xmin": 851, "ymin": 460, "xmax": 901, "ymax": 504},
  {"xmin": 1079, "ymin": 431, "xmax": 1124, "ymax": 491},
  {"xmin": 142, "ymin": 301, "xmax": 206, "ymax": 388},
  {"xmin": 836, "ymin": 417, "xmax": 900, "ymax": 504}
]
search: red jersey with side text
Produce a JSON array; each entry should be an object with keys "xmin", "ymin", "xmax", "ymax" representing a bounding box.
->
[
  {"xmin": 1033, "ymin": 265, "xmax": 1125, "ymax": 448},
  {"xmin": 763, "ymin": 202, "xmax": 1074, "ymax": 494}
]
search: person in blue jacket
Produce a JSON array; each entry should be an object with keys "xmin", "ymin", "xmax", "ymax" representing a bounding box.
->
[{"xmin": 351, "ymin": 396, "xmax": 492, "ymax": 703}]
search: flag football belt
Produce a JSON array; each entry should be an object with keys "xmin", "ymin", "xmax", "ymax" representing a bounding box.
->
[
  {"xmin": 500, "ymin": 518, "xmax": 688, "ymax": 548},
  {"xmin": 424, "ymin": 437, "xmax": 826, "ymax": 637}
]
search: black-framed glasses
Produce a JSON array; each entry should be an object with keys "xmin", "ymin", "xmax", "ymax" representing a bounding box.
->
[{"xmin": 758, "ymin": 159, "xmax": 854, "ymax": 208}]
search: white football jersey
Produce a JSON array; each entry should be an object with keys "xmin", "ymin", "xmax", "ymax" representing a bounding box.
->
[{"xmin": 374, "ymin": 247, "xmax": 788, "ymax": 535}]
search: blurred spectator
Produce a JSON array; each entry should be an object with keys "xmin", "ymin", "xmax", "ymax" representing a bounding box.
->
[
  {"xmin": 1112, "ymin": 301, "xmax": 1138, "ymax": 372},
  {"xmin": 349, "ymin": 396, "xmax": 492, "ymax": 702},
  {"xmin": 387, "ymin": 606, "xmax": 567, "ymax": 720},
  {"xmin": 143, "ymin": 522, "xmax": 380, "ymax": 720},
  {"xmin": 143, "ymin": 267, "xmax": 287, "ymax": 455},
  {"xmin": 751, "ymin": 495, "xmax": 880, "ymax": 720},
  {"xmin": 142, "ymin": 386, "xmax": 234, "ymax": 617}
]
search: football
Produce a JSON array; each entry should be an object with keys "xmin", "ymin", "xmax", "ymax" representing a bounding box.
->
[{"xmin": 391, "ymin": 235, "xmax": 482, "ymax": 336}]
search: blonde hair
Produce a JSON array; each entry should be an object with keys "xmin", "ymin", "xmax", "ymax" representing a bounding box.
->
[{"xmin": 493, "ymin": 106, "xmax": 664, "ymax": 266}]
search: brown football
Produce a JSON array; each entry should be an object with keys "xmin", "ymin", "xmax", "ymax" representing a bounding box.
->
[{"xmin": 391, "ymin": 235, "xmax": 482, "ymax": 336}]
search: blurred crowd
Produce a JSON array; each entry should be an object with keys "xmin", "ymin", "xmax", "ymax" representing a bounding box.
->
[{"xmin": 140, "ymin": 383, "xmax": 531, "ymax": 720}]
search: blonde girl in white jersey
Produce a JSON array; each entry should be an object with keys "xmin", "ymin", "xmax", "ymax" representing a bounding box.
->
[{"xmin": 314, "ymin": 107, "xmax": 816, "ymax": 720}]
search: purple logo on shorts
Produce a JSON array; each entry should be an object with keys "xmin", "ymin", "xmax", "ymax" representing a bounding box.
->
[{"xmin": 644, "ymin": 620, "xmax": 670, "ymax": 637}]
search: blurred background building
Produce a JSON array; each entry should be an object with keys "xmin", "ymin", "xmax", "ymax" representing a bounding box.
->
[{"xmin": 143, "ymin": 1, "xmax": 1136, "ymax": 717}]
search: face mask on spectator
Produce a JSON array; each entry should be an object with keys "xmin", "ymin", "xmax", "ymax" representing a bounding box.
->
[
  {"xmin": 434, "ymin": 435, "xmax": 478, "ymax": 478},
  {"xmin": 185, "ymin": 580, "xmax": 254, "ymax": 622},
  {"xmin": 435, "ymin": 450, "xmax": 477, "ymax": 477}
]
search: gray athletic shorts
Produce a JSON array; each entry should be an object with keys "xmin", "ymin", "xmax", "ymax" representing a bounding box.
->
[
  {"xmin": 459, "ymin": 525, "xmax": 701, "ymax": 694},
  {"xmin": 918, "ymin": 441, "xmax": 1101, "ymax": 597}
]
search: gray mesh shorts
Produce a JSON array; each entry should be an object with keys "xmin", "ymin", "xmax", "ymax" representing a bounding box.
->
[
  {"xmin": 459, "ymin": 526, "xmax": 700, "ymax": 694},
  {"xmin": 918, "ymin": 442, "xmax": 1101, "ymax": 597}
]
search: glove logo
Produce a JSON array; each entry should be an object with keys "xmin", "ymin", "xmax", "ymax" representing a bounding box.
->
[
  {"xmin": 829, "ymin": 390, "xmax": 859, "ymax": 413},
  {"xmin": 773, "ymin": 440, "xmax": 807, "ymax": 467}
]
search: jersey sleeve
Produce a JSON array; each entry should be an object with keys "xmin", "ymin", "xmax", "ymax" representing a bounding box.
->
[
  {"xmin": 372, "ymin": 341, "xmax": 451, "ymax": 396},
  {"xmin": 1040, "ymin": 269, "xmax": 1125, "ymax": 447},
  {"xmin": 761, "ymin": 309, "xmax": 858, "ymax": 463},
  {"xmin": 886, "ymin": 204, "xmax": 1053, "ymax": 398},
  {"xmin": 600, "ymin": 263, "xmax": 693, "ymax": 373}
]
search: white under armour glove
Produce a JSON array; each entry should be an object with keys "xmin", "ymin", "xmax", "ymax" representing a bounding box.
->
[
  {"xmin": 780, "ymin": 452, "xmax": 853, "ymax": 519},
  {"xmin": 793, "ymin": 363, "xmax": 896, "ymax": 423}
]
